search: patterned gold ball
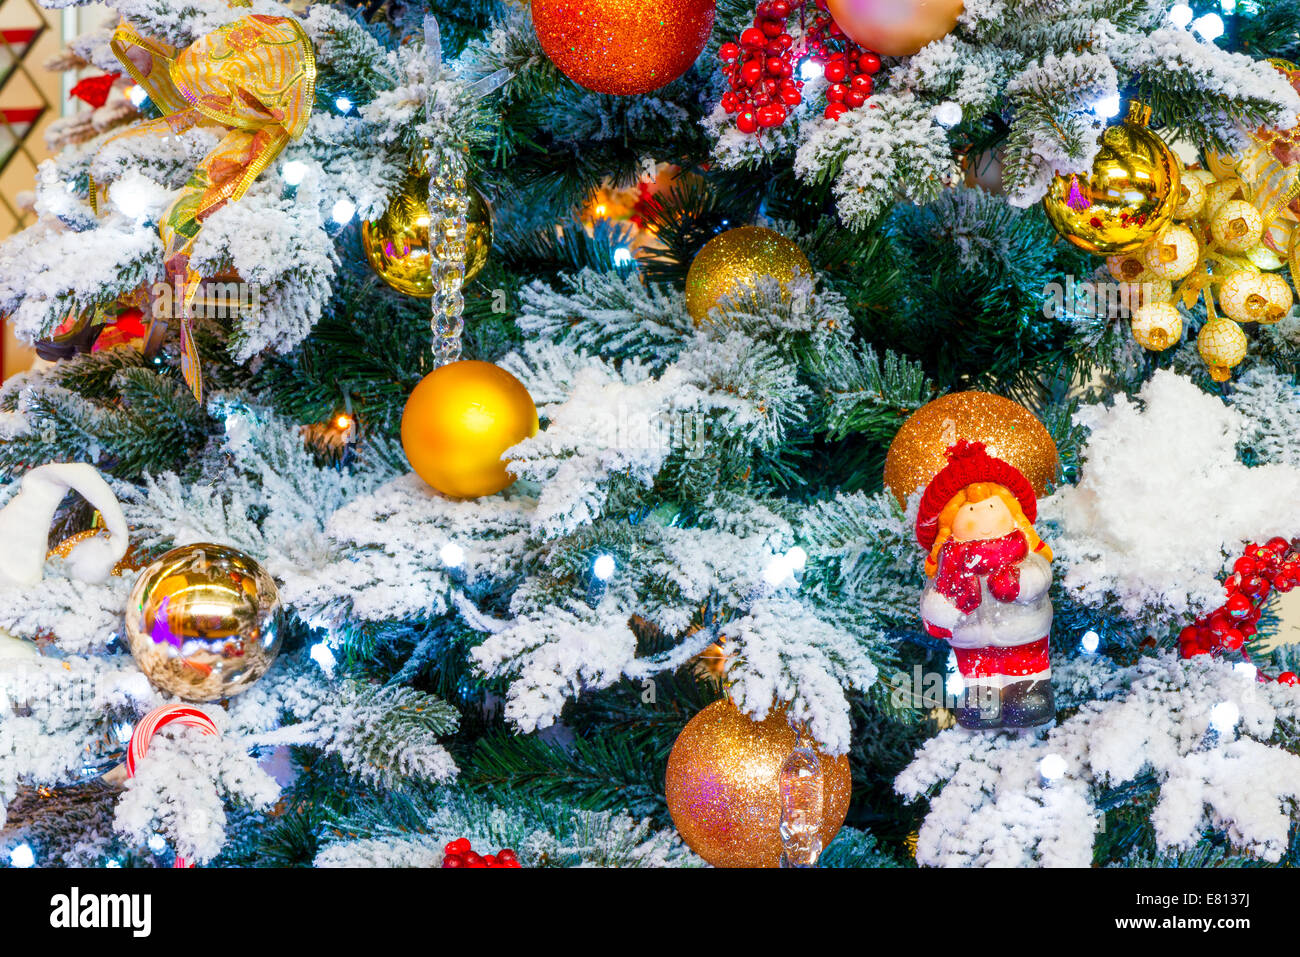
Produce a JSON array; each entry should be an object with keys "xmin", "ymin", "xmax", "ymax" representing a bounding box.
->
[
  {"xmin": 1106, "ymin": 252, "xmax": 1151, "ymax": 283},
  {"xmin": 1211, "ymin": 200, "xmax": 1264, "ymax": 254},
  {"xmin": 362, "ymin": 173, "xmax": 492, "ymax": 298},
  {"xmin": 532, "ymin": 0, "xmax": 716, "ymax": 95},
  {"xmin": 1143, "ymin": 224, "xmax": 1199, "ymax": 280},
  {"xmin": 1218, "ymin": 270, "xmax": 1269, "ymax": 323},
  {"xmin": 1172, "ymin": 172, "xmax": 1207, "ymax": 220},
  {"xmin": 1130, "ymin": 301, "xmax": 1183, "ymax": 351},
  {"xmin": 1043, "ymin": 104, "xmax": 1179, "ymax": 254},
  {"xmin": 401, "ymin": 360, "xmax": 539, "ymax": 499},
  {"xmin": 1258, "ymin": 273, "xmax": 1294, "ymax": 324},
  {"xmin": 684, "ymin": 226, "xmax": 813, "ymax": 325},
  {"xmin": 1118, "ymin": 278, "xmax": 1171, "ymax": 314},
  {"xmin": 1198, "ymin": 318, "xmax": 1249, "ymax": 382},
  {"xmin": 125, "ymin": 543, "xmax": 282, "ymax": 702},
  {"xmin": 883, "ymin": 392, "xmax": 1059, "ymax": 504},
  {"xmin": 664, "ymin": 698, "xmax": 851, "ymax": 868}
]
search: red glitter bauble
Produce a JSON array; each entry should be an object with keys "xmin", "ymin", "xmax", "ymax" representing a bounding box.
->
[{"xmin": 532, "ymin": 0, "xmax": 717, "ymax": 95}]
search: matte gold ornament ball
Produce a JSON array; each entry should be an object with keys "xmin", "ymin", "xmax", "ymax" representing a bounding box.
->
[
  {"xmin": 826, "ymin": 0, "xmax": 963, "ymax": 57},
  {"xmin": 883, "ymin": 391, "xmax": 1060, "ymax": 504},
  {"xmin": 532, "ymin": 0, "xmax": 717, "ymax": 95},
  {"xmin": 125, "ymin": 543, "xmax": 282, "ymax": 702},
  {"xmin": 1043, "ymin": 103, "xmax": 1180, "ymax": 254},
  {"xmin": 401, "ymin": 360, "xmax": 539, "ymax": 499},
  {"xmin": 684, "ymin": 226, "xmax": 813, "ymax": 325},
  {"xmin": 362, "ymin": 173, "xmax": 492, "ymax": 298},
  {"xmin": 665, "ymin": 698, "xmax": 851, "ymax": 868}
]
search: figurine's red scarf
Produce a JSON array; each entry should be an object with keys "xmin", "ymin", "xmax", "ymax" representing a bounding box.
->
[{"xmin": 934, "ymin": 530, "xmax": 1028, "ymax": 614}]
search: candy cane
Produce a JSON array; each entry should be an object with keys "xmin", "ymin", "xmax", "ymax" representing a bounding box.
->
[{"xmin": 126, "ymin": 704, "xmax": 220, "ymax": 868}]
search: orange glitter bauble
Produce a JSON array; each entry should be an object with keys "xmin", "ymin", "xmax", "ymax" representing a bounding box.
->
[
  {"xmin": 401, "ymin": 360, "xmax": 539, "ymax": 499},
  {"xmin": 665, "ymin": 699, "xmax": 852, "ymax": 868},
  {"xmin": 532, "ymin": 0, "xmax": 717, "ymax": 95},
  {"xmin": 883, "ymin": 392, "xmax": 1059, "ymax": 505}
]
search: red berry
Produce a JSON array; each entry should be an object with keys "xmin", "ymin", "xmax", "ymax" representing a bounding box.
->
[
  {"xmin": 756, "ymin": 102, "xmax": 787, "ymax": 127},
  {"xmin": 483, "ymin": 855, "xmax": 497, "ymax": 867},
  {"xmin": 826, "ymin": 82, "xmax": 846, "ymax": 102},
  {"xmin": 844, "ymin": 90, "xmax": 867, "ymax": 108},
  {"xmin": 824, "ymin": 102, "xmax": 848, "ymax": 120},
  {"xmin": 497, "ymin": 848, "xmax": 518, "ymax": 864},
  {"xmin": 1226, "ymin": 593, "xmax": 1253, "ymax": 617},
  {"xmin": 762, "ymin": 19, "xmax": 783, "ymax": 37},
  {"xmin": 1267, "ymin": 536, "xmax": 1291, "ymax": 555},
  {"xmin": 824, "ymin": 60, "xmax": 847, "ymax": 82},
  {"xmin": 1239, "ymin": 623, "xmax": 1256, "ymax": 637},
  {"xmin": 858, "ymin": 52, "xmax": 881, "ymax": 73},
  {"xmin": 740, "ymin": 28, "xmax": 765, "ymax": 47},
  {"xmin": 765, "ymin": 56, "xmax": 786, "ymax": 76},
  {"xmin": 719, "ymin": 42, "xmax": 741, "ymax": 62},
  {"xmin": 1277, "ymin": 578, "xmax": 1295, "ymax": 592},
  {"xmin": 736, "ymin": 110, "xmax": 758, "ymax": 133},
  {"xmin": 1222, "ymin": 629, "xmax": 1245, "ymax": 650},
  {"xmin": 463, "ymin": 852, "xmax": 485, "ymax": 868},
  {"xmin": 441, "ymin": 854, "xmax": 464, "ymax": 868},
  {"xmin": 1208, "ymin": 614, "xmax": 1230, "ymax": 636},
  {"xmin": 780, "ymin": 87, "xmax": 802, "ymax": 105},
  {"xmin": 1234, "ymin": 557, "xmax": 1257, "ymax": 577},
  {"xmin": 851, "ymin": 74, "xmax": 873, "ymax": 94},
  {"xmin": 772, "ymin": 0, "xmax": 791, "ymax": 15},
  {"xmin": 740, "ymin": 60, "xmax": 763, "ymax": 86},
  {"xmin": 1279, "ymin": 672, "xmax": 1299, "ymax": 685},
  {"xmin": 756, "ymin": 1, "xmax": 773, "ymax": 15}
]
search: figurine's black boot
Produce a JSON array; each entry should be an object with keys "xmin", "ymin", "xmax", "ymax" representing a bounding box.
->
[
  {"xmin": 956, "ymin": 680, "xmax": 1002, "ymax": 729},
  {"xmin": 1001, "ymin": 679, "xmax": 1055, "ymax": 728}
]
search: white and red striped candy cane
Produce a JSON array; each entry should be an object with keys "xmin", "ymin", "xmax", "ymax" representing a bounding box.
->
[{"xmin": 126, "ymin": 704, "xmax": 220, "ymax": 868}]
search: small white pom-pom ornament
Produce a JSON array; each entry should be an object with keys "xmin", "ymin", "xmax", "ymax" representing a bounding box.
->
[
  {"xmin": 1143, "ymin": 225, "xmax": 1199, "ymax": 280},
  {"xmin": 1130, "ymin": 302, "xmax": 1183, "ymax": 351}
]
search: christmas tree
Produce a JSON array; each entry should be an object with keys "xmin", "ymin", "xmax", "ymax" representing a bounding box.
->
[{"xmin": 1, "ymin": 0, "xmax": 1299, "ymax": 872}]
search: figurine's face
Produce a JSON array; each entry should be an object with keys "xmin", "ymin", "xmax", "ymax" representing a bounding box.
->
[{"xmin": 951, "ymin": 495, "xmax": 1016, "ymax": 543}]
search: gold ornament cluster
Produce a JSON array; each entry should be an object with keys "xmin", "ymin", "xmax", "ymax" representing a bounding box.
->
[{"xmin": 1046, "ymin": 86, "xmax": 1300, "ymax": 382}]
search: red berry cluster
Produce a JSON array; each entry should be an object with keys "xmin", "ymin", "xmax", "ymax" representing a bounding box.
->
[
  {"xmin": 441, "ymin": 837, "xmax": 522, "ymax": 868},
  {"xmin": 1179, "ymin": 536, "xmax": 1300, "ymax": 685},
  {"xmin": 717, "ymin": 0, "xmax": 881, "ymax": 134}
]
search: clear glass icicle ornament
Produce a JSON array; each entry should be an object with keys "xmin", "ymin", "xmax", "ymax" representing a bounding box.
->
[
  {"xmin": 424, "ymin": 15, "xmax": 468, "ymax": 368},
  {"xmin": 778, "ymin": 721, "xmax": 825, "ymax": 868}
]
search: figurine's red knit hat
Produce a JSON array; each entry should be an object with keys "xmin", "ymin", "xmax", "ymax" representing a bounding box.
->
[{"xmin": 915, "ymin": 440, "xmax": 1037, "ymax": 550}]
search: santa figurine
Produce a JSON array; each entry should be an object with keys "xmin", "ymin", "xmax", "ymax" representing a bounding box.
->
[{"xmin": 916, "ymin": 440, "xmax": 1055, "ymax": 729}]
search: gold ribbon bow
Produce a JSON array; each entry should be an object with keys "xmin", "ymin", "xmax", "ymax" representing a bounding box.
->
[{"xmin": 100, "ymin": 13, "xmax": 316, "ymax": 402}]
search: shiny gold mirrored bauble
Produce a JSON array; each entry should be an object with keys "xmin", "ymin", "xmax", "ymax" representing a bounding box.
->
[
  {"xmin": 125, "ymin": 543, "xmax": 282, "ymax": 702},
  {"xmin": 664, "ymin": 698, "xmax": 851, "ymax": 868},
  {"xmin": 1043, "ymin": 105, "xmax": 1180, "ymax": 254},
  {"xmin": 684, "ymin": 226, "xmax": 813, "ymax": 325},
  {"xmin": 362, "ymin": 175, "xmax": 492, "ymax": 298},
  {"xmin": 884, "ymin": 391, "xmax": 1060, "ymax": 504}
]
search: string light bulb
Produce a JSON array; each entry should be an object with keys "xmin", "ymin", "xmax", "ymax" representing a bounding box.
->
[
  {"xmin": 1210, "ymin": 700, "xmax": 1239, "ymax": 734},
  {"xmin": 331, "ymin": 198, "xmax": 356, "ymax": 225},
  {"xmin": 1039, "ymin": 754, "xmax": 1067, "ymax": 782},
  {"xmin": 440, "ymin": 542, "xmax": 465, "ymax": 568},
  {"xmin": 9, "ymin": 843, "xmax": 34, "ymax": 867},
  {"xmin": 282, "ymin": 160, "xmax": 307, "ymax": 186},
  {"xmin": 1081, "ymin": 630, "xmax": 1100, "ymax": 653},
  {"xmin": 1169, "ymin": 3, "xmax": 1193, "ymax": 26},
  {"xmin": 593, "ymin": 553, "xmax": 616, "ymax": 581},
  {"xmin": 1193, "ymin": 12, "xmax": 1224, "ymax": 39}
]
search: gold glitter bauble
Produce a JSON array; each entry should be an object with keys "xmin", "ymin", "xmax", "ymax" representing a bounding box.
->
[
  {"xmin": 125, "ymin": 543, "xmax": 282, "ymax": 702},
  {"xmin": 684, "ymin": 226, "xmax": 813, "ymax": 325},
  {"xmin": 362, "ymin": 174, "xmax": 492, "ymax": 298},
  {"xmin": 883, "ymin": 392, "xmax": 1059, "ymax": 505},
  {"xmin": 1198, "ymin": 318, "xmax": 1249, "ymax": 382},
  {"xmin": 826, "ymin": 0, "xmax": 963, "ymax": 57},
  {"xmin": 1130, "ymin": 301, "xmax": 1183, "ymax": 351},
  {"xmin": 665, "ymin": 699, "xmax": 851, "ymax": 868},
  {"xmin": 532, "ymin": 0, "xmax": 716, "ymax": 96},
  {"xmin": 401, "ymin": 360, "xmax": 539, "ymax": 499},
  {"xmin": 1043, "ymin": 103, "xmax": 1179, "ymax": 254}
]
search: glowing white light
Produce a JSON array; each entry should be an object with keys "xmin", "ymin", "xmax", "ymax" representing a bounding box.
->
[
  {"xmin": 1234, "ymin": 662, "xmax": 1258, "ymax": 681},
  {"xmin": 786, "ymin": 546, "xmax": 808, "ymax": 571},
  {"xmin": 310, "ymin": 641, "xmax": 336, "ymax": 674},
  {"xmin": 9, "ymin": 844, "xmax": 34, "ymax": 868},
  {"xmin": 331, "ymin": 198, "xmax": 356, "ymax": 224},
  {"xmin": 112, "ymin": 180, "xmax": 152, "ymax": 219},
  {"xmin": 1093, "ymin": 94, "xmax": 1121, "ymax": 119},
  {"xmin": 106, "ymin": 859, "xmax": 121, "ymax": 869},
  {"xmin": 147, "ymin": 834, "xmax": 167, "ymax": 853},
  {"xmin": 593, "ymin": 553, "xmax": 616, "ymax": 581},
  {"xmin": 1210, "ymin": 700, "xmax": 1240, "ymax": 733},
  {"xmin": 114, "ymin": 721, "xmax": 134, "ymax": 743},
  {"xmin": 1169, "ymin": 3, "xmax": 1194, "ymax": 27},
  {"xmin": 1039, "ymin": 754, "xmax": 1067, "ymax": 781},
  {"xmin": 440, "ymin": 542, "xmax": 465, "ymax": 567},
  {"xmin": 799, "ymin": 59, "xmax": 824, "ymax": 81},
  {"xmin": 335, "ymin": 95, "xmax": 353, "ymax": 113},
  {"xmin": 127, "ymin": 85, "xmax": 147, "ymax": 107},
  {"xmin": 933, "ymin": 100, "xmax": 962, "ymax": 128},
  {"xmin": 1220, "ymin": 0, "xmax": 1236, "ymax": 12},
  {"xmin": 281, "ymin": 160, "xmax": 307, "ymax": 186},
  {"xmin": 1193, "ymin": 12, "xmax": 1224, "ymax": 39},
  {"xmin": 1081, "ymin": 630, "xmax": 1101, "ymax": 653},
  {"xmin": 613, "ymin": 247, "xmax": 634, "ymax": 266}
]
